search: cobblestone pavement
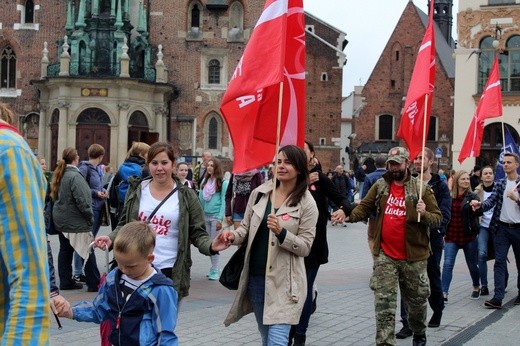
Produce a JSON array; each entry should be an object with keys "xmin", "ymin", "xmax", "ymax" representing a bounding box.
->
[{"xmin": 48, "ymin": 222, "xmax": 520, "ymax": 345}]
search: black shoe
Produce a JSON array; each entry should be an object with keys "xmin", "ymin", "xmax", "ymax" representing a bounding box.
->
[
  {"xmin": 480, "ymin": 286, "xmax": 490, "ymax": 296},
  {"xmin": 396, "ymin": 325, "xmax": 413, "ymax": 339},
  {"xmin": 293, "ymin": 334, "xmax": 306, "ymax": 346},
  {"xmin": 514, "ymin": 295, "xmax": 520, "ymax": 305},
  {"xmin": 413, "ymin": 333, "xmax": 427, "ymax": 346},
  {"xmin": 87, "ymin": 286, "xmax": 99, "ymax": 293},
  {"xmin": 484, "ymin": 297, "xmax": 502, "ymax": 309},
  {"xmin": 470, "ymin": 289, "xmax": 480, "ymax": 300},
  {"xmin": 73, "ymin": 274, "xmax": 87, "ymax": 283},
  {"xmin": 443, "ymin": 294, "xmax": 448, "ymax": 302},
  {"xmin": 60, "ymin": 282, "xmax": 83, "ymax": 290},
  {"xmin": 428, "ymin": 311, "xmax": 442, "ymax": 328}
]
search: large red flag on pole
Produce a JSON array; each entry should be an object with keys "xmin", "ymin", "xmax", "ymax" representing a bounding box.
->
[
  {"xmin": 458, "ymin": 55, "xmax": 503, "ymax": 163},
  {"xmin": 397, "ymin": 0, "xmax": 436, "ymax": 161},
  {"xmin": 220, "ymin": 0, "xmax": 306, "ymax": 173}
]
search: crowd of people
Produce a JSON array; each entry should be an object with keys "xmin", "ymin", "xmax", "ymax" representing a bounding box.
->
[{"xmin": 2, "ymin": 98, "xmax": 520, "ymax": 346}]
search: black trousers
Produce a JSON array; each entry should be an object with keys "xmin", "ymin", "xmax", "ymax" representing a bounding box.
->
[{"xmin": 58, "ymin": 232, "xmax": 100, "ymax": 290}]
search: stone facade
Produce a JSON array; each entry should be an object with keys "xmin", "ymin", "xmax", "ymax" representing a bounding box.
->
[
  {"xmin": 0, "ymin": 0, "xmax": 346, "ymax": 171},
  {"xmin": 352, "ymin": 1, "xmax": 454, "ymax": 171}
]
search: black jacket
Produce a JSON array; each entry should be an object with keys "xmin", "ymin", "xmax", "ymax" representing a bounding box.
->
[
  {"xmin": 461, "ymin": 191, "xmax": 481, "ymax": 235},
  {"xmin": 306, "ymin": 166, "xmax": 354, "ymax": 267}
]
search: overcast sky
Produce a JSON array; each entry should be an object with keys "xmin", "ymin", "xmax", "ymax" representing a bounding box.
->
[{"xmin": 303, "ymin": 0, "xmax": 459, "ymax": 96}]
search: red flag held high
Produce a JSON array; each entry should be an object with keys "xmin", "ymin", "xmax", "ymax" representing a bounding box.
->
[
  {"xmin": 458, "ymin": 55, "xmax": 503, "ymax": 163},
  {"xmin": 397, "ymin": 0, "xmax": 436, "ymax": 161},
  {"xmin": 220, "ymin": 0, "xmax": 306, "ymax": 173}
]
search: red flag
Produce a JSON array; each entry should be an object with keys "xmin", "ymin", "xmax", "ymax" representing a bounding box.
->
[
  {"xmin": 458, "ymin": 55, "xmax": 503, "ymax": 163},
  {"xmin": 220, "ymin": 0, "xmax": 306, "ymax": 173},
  {"xmin": 397, "ymin": 0, "xmax": 436, "ymax": 160}
]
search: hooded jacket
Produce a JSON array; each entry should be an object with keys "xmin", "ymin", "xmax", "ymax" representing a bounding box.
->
[{"xmin": 72, "ymin": 268, "xmax": 178, "ymax": 346}]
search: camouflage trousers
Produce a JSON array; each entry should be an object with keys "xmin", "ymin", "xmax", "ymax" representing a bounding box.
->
[{"xmin": 370, "ymin": 251, "xmax": 430, "ymax": 346}]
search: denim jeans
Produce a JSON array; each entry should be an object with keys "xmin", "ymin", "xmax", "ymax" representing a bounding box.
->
[
  {"xmin": 204, "ymin": 213, "xmax": 220, "ymax": 270},
  {"xmin": 441, "ymin": 239, "xmax": 480, "ymax": 294},
  {"xmin": 478, "ymin": 226, "xmax": 490, "ymax": 288},
  {"xmin": 493, "ymin": 223, "xmax": 520, "ymax": 301},
  {"xmin": 294, "ymin": 265, "xmax": 320, "ymax": 335},
  {"xmin": 248, "ymin": 275, "xmax": 291, "ymax": 346},
  {"xmin": 73, "ymin": 208, "xmax": 102, "ymax": 276}
]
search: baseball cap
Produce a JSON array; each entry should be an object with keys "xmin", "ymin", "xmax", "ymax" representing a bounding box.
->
[{"xmin": 386, "ymin": 147, "xmax": 409, "ymax": 164}]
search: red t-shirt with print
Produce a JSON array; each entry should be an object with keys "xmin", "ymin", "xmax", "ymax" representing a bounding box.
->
[{"xmin": 381, "ymin": 182, "xmax": 407, "ymax": 260}]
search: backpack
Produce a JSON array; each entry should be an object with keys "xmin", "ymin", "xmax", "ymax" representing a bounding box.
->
[{"xmin": 115, "ymin": 161, "xmax": 142, "ymax": 203}]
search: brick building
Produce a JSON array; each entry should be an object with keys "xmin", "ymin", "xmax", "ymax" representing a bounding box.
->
[
  {"xmin": 0, "ymin": 0, "xmax": 346, "ymax": 170},
  {"xmin": 453, "ymin": 0, "xmax": 520, "ymax": 171},
  {"xmin": 351, "ymin": 0, "xmax": 455, "ymax": 171}
]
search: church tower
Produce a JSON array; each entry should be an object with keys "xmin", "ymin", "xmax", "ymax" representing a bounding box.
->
[{"xmin": 429, "ymin": 0, "xmax": 453, "ymax": 46}]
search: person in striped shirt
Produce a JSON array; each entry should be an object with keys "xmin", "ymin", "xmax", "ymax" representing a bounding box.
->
[{"xmin": 0, "ymin": 102, "xmax": 51, "ymax": 344}]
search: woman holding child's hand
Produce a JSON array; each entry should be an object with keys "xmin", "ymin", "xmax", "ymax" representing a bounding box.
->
[{"xmin": 95, "ymin": 142, "xmax": 230, "ymax": 300}]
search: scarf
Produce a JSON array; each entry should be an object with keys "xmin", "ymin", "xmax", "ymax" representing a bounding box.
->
[{"xmin": 203, "ymin": 177, "xmax": 217, "ymax": 201}]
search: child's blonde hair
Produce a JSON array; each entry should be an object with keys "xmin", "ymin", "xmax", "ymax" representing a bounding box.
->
[{"xmin": 114, "ymin": 221, "xmax": 155, "ymax": 258}]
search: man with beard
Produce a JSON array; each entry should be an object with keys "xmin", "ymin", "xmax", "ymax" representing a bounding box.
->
[
  {"xmin": 396, "ymin": 148, "xmax": 451, "ymax": 339},
  {"xmin": 347, "ymin": 147, "xmax": 442, "ymax": 346}
]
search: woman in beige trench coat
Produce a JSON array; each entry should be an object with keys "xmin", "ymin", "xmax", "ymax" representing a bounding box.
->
[{"xmin": 221, "ymin": 145, "xmax": 318, "ymax": 345}]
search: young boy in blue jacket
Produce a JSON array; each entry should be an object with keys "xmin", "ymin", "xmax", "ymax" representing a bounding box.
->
[{"xmin": 56, "ymin": 221, "xmax": 178, "ymax": 346}]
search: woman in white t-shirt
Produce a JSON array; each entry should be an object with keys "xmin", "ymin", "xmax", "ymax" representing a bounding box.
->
[{"xmin": 95, "ymin": 142, "xmax": 230, "ymax": 299}]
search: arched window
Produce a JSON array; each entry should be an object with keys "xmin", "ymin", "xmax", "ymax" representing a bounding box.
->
[
  {"xmin": 377, "ymin": 114, "xmax": 393, "ymax": 140},
  {"xmin": 478, "ymin": 36, "xmax": 496, "ymax": 93},
  {"xmin": 208, "ymin": 117, "xmax": 218, "ymax": 149},
  {"xmin": 208, "ymin": 59, "xmax": 220, "ymax": 84},
  {"xmin": 25, "ymin": 0, "xmax": 35, "ymax": 23},
  {"xmin": 229, "ymin": 1, "xmax": 244, "ymax": 31},
  {"xmin": 479, "ymin": 35, "xmax": 520, "ymax": 92},
  {"xmin": 190, "ymin": 2, "xmax": 201, "ymax": 29},
  {"xmin": 1, "ymin": 46, "xmax": 17, "ymax": 89},
  {"xmin": 427, "ymin": 116, "xmax": 437, "ymax": 141},
  {"xmin": 507, "ymin": 35, "xmax": 520, "ymax": 91}
]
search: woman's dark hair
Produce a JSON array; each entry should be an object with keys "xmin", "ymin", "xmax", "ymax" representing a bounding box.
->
[
  {"xmin": 201, "ymin": 158, "xmax": 224, "ymax": 192},
  {"xmin": 146, "ymin": 142, "xmax": 176, "ymax": 165},
  {"xmin": 277, "ymin": 145, "xmax": 309, "ymax": 207},
  {"xmin": 304, "ymin": 140, "xmax": 314, "ymax": 153}
]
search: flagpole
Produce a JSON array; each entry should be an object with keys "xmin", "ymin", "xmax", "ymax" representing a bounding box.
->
[
  {"xmin": 267, "ymin": 81, "xmax": 284, "ymax": 273},
  {"xmin": 418, "ymin": 94, "xmax": 429, "ymax": 223}
]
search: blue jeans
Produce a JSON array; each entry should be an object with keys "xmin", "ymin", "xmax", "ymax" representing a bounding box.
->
[
  {"xmin": 294, "ymin": 265, "xmax": 320, "ymax": 335},
  {"xmin": 248, "ymin": 275, "xmax": 291, "ymax": 346},
  {"xmin": 493, "ymin": 223, "xmax": 520, "ymax": 301},
  {"xmin": 73, "ymin": 208, "xmax": 102, "ymax": 276},
  {"xmin": 204, "ymin": 213, "xmax": 220, "ymax": 270},
  {"xmin": 441, "ymin": 239, "xmax": 480, "ymax": 294},
  {"xmin": 478, "ymin": 226, "xmax": 490, "ymax": 288}
]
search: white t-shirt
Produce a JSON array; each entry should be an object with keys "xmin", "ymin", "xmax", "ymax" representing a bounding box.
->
[
  {"xmin": 500, "ymin": 179, "xmax": 520, "ymax": 224},
  {"xmin": 139, "ymin": 181, "xmax": 180, "ymax": 269}
]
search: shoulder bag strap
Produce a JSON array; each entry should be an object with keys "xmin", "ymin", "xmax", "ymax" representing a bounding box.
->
[{"xmin": 147, "ymin": 186, "xmax": 178, "ymax": 223}]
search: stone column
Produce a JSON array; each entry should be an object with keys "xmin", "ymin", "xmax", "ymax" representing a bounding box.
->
[
  {"xmin": 37, "ymin": 104, "xmax": 48, "ymax": 158},
  {"xmin": 117, "ymin": 102, "xmax": 130, "ymax": 164},
  {"xmin": 57, "ymin": 101, "xmax": 70, "ymax": 159},
  {"xmin": 154, "ymin": 105, "xmax": 167, "ymax": 141},
  {"xmin": 59, "ymin": 36, "xmax": 70, "ymax": 77}
]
